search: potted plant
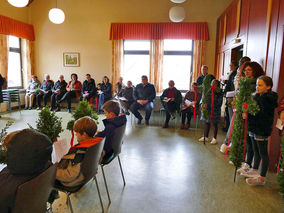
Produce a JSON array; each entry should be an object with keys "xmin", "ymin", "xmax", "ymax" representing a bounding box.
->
[{"xmin": 0, "ymin": 121, "xmax": 14, "ymax": 164}]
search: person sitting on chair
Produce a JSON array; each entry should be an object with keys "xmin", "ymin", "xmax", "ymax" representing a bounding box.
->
[
  {"xmin": 36, "ymin": 74, "xmax": 54, "ymax": 110},
  {"xmin": 79, "ymin": 74, "xmax": 96, "ymax": 102},
  {"xmin": 160, "ymin": 80, "xmax": 182, "ymax": 128},
  {"xmin": 0, "ymin": 129, "xmax": 53, "ymax": 213},
  {"xmin": 118, "ymin": 80, "xmax": 134, "ymax": 115},
  {"xmin": 114, "ymin": 77, "xmax": 126, "ymax": 97},
  {"xmin": 97, "ymin": 76, "xmax": 112, "ymax": 113},
  {"xmin": 25, "ymin": 75, "xmax": 41, "ymax": 110},
  {"xmin": 130, "ymin": 75, "xmax": 156, "ymax": 125},
  {"xmin": 56, "ymin": 116, "xmax": 103, "ymax": 187},
  {"xmin": 50, "ymin": 75, "xmax": 67, "ymax": 112},
  {"xmin": 96, "ymin": 100, "xmax": 127, "ymax": 162}
]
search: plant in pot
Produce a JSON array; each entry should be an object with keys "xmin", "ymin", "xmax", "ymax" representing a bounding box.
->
[{"xmin": 0, "ymin": 121, "xmax": 14, "ymax": 164}]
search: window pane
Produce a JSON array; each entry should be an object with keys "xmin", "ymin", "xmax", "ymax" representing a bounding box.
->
[
  {"xmin": 124, "ymin": 40, "xmax": 150, "ymax": 51},
  {"xmin": 164, "ymin": 39, "xmax": 192, "ymax": 51},
  {"xmin": 8, "ymin": 52, "xmax": 22, "ymax": 87},
  {"xmin": 9, "ymin": 36, "xmax": 20, "ymax": 48},
  {"xmin": 122, "ymin": 55, "xmax": 150, "ymax": 86},
  {"xmin": 163, "ymin": 55, "xmax": 192, "ymax": 90}
]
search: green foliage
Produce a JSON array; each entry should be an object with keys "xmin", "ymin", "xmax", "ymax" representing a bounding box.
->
[
  {"xmin": 29, "ymin": 106, "xmax": 63, "ymax": 142},
  {"xmin": 278, "ymin": 134, "xmax": 284, "ymax": 197},
  {"xmin": 230, "ymin": 78, "xmax": 260, "ymax": 168},
  {"xmin": 67, "ymin": 99, "xmax": 99, "ymax": 131},
  {"xmin": 34, "ymin": 88, "xmax": 41, "ymax": 94},
  {"xmin": 0, "ymin": 121, "xmax": 14, "ymax": 164}
]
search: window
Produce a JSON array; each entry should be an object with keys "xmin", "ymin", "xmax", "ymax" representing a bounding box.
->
[
  {"xmin": 8, "ymin": 35, "xmax": 22, "ymax": 88},
  {"xmin": 122, "ymin": 40, "xmax": 150, "ymax": 85},
  {"xmin": 163, "ymin": 39, "xmax": 193, "ymax": 91}
]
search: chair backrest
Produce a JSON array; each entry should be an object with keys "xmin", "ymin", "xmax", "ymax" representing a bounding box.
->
[
  {"xmin": 111, "ymin": 124, "xmax": 126, "ymax": 156},
  {"xmin": 13, "ymin": 163, "xmax": 58, "ymax": 213},
  {"xmin": 81, "ymin": 138, "xmax": 105, "ymax": 182}
]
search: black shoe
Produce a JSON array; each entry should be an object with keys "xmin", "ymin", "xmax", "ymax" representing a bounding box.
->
[
  {"xmin": 28, "ymin": 107, "xmax": 32, "ymax": 110},
  {"xmin": 55, "ymin": 107, "xmax": 61, "ymax": 112},
  {"xmin": 24, "ymin": 107, "xmax": 28, "ymax": 110},
  {"xmin": 50, "ymin": 107, "xmax": 54, "ymax": 111},
  {"xmin": 145, "ymin": 120, "xmax": 149, "ymax": 126},
  {"xmin": 67, "ymin": 109, "xmax": 71, "ymax": 113},
  {"xmin": 137, "ymin": 118, "xmax": 143, "ymax": 125},
  {"xmin": 162, "ymin": 123, "xmax": 169, "ymax": 128}
]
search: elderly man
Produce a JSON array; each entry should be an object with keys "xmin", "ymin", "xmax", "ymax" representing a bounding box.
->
[
  {"xmin": 130, "ymin": 75, "xmax": 156, "ymax": 125},
  {"xmin": 79, "ymin": 74, "xmax": 96, "ymax": 102},
  {"xmin": 114, "ymin": 77, "xmax": 126, "ymax": 97},
  {"xmin": 25, "ymin": 75, "xmax": 41, "ymax": 110},
  {"xmin": 50, "ymin": 75, "xmax": 67, "ymax": 112},
  {"xmin": 160, "ymin": 80, "xmax": 182, "ymax": 128},
  {"xmin": 118, "ymin": 80, "xmax": 135, "ymax": 115},
  {"xmin": 196, "ymin": 65, "xmax": 209, "ymax": 86},
  {"xmin": 36, "ymin": 74, "xmax": 54, "ymax": 109}
]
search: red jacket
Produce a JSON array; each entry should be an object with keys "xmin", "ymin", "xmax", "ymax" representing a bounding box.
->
[{"xmin": 66, "ymin": 81, "xmax": 82, "ymax": 99}]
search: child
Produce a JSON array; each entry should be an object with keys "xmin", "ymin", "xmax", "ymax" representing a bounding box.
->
[
  {"xmin": 96, "ymin": 100, "xmax": 127, "ymax": 162},
  {"xmin": 180, "ymin": 82, "xmax": 202, "ymax": 129},
  {"xmin": 241, "ymin": 76, "xmax": 278, "ymax": 186},
  {"xmin": 199, "ymin": 79, "xmax": 223, "ymax": 145},
  {"xmin": 56, "ymin": 116, "xmax": 103, "ymax": 187}
]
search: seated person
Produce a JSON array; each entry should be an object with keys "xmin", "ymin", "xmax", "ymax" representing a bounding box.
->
[
  {"xmin": 180, "ymin": 82, "xmax": 202, "ymax": 129},
  {"xmin": 96, "ymin": 100, "xmax": 127, "ymax": 162},
  {"xmin": 56, "ymin": 116, "xmax": 103, "ymax": 187},
  {"xmin": 50, "ymin": 74, "xmax": 67, "ymax": 112},
  {"xmin": 130, "ymin": 75, "xmax": 156, "ymax": 125},
  {"xmin": 97, "ymin": 76, "xmax": 112, "ymax": 113},
  {"xmin": 57, "ymin": 73, "xmax": 82, "ymax": 113},
  {"xmin": 36, "ymin": 74, "xmax": 54, "ymax": 109},
  {"xmin": 118, "ymin": 80, "xmax": 134, "ymax": 115},
  {"xmin": 79, "ymin": 74, "xmax": 96, "ymax": 102},
  {"xmin": 160, "ymin": 80, "xmax": 182, "ymax": 128},
  {"xmin": 0, "ymin": 129, "xmax": 53, "ymax": 213},
  {"xmin": 114, "ymin": 77, "xmax": 126, "ymax": 97},
  {"xmin": 25, "ymin": 75, "xmax": 41, "ymax": 110}
]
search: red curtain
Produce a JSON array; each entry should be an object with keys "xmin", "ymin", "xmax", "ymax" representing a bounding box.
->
[
  {"xmin": 0, "ymin": 15, "xmax": 35, "ymax": 41},
  {"xmin": 110, "ymin": 22, "xmax": 209, "ymax": 40}
]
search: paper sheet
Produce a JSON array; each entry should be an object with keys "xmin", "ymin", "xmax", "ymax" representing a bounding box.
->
[
  {"xmin": 276, "ymin": 118, "xmax": 283, "ymax": 130},
  {"xmin": 51, "ymin": 138, "xmax": 69, "ymax": 163}
]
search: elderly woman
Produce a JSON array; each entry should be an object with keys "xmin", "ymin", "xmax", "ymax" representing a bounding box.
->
[
  {"xmin": 25, "ymin": 75, "xmax": 41, "ymax": 110},
  {"xmin": 36, "ymin": 74, "xmax": 54, "ymax": 110},
  {"xmin": 50, "ymin": 75, "xmax": 67, "ymax": 112}
]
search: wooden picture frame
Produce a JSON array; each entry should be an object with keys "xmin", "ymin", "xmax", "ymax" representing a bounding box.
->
[{"xmin": 63, "ymin": 52, "xmax": 80, "ymax": 67}]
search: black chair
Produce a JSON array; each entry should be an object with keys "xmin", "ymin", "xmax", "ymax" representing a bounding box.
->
[
  {"xmin": 12, "ymin": 163, "xmax": 58, "ymax": 213},
  {"xmin": 54, "ymin": 139, "xmax": 105, "ymax": 213},
  {"xmin": 100, "ymin": 124, "xmax": 126, "ymax": 204}
]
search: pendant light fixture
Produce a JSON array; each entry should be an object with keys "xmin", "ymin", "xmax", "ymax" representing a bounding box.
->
[
  {"xmin": 49, "ymin": 0, "xmax": 65, "ymax": 24},
  {"xmin": 7, "ymin": 0, "xmax": 29, "ymax": 7},
  {"xmin": 169, "ymin": 6, "xmax": 185, "ymax": 22},
  {"xmin": 170, "ymin": 0, "xmax": 186, "ymax": 3}
]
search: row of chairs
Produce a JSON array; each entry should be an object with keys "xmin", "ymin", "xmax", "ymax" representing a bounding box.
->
[{"xmin": 12, "ymin": 124, "xmax": 127, "ymax": 213}]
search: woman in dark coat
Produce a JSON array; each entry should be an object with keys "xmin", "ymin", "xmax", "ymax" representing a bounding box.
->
[{"xmin": 0, "ymin": 74, "xmax": 4, "ymax": 103}]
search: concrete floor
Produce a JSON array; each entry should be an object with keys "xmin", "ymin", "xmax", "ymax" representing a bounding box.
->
[{"xmin": 0, "ymin": 110, "xmax": 283, "ymax": 213}]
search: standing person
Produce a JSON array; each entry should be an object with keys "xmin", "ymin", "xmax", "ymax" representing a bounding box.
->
[
  {"xmin": 0, "ymin": 74, "xmax": 4, "ymax": 118},
  {"xmin": 25, "ymin": 75, "xmax": 41, "ymax": 110},
  {"xmin": 160, "ymin": 80, "xmax": 182, "ymax": 128},
  {"xmin": 36, "ymin": 74, "xmax": 54, "ymax": 110},
  {"xmin": 180, "ymin": 82, "xmax": 202, "ymax": 129},
  {"xmin": 57, "ymin": 73, "xmax": 82, "ymax": 113},
  {"xmin": 199, "ymin": 79, "xmax": 223, "ymax": 145},
  {"xmin": 196, "ymin": 65, "xmax": 208, "ymax": 86},
  {"xmin": 50, "ymin": 75, "xmax": 67, "ymax": 112},
  {"xmin": 118, "ymin": 80, "xmax": 135, "ymax": 115},
  {"xmin": 241, "ymin": 76, "xmax": 278, "ymax": 186},
  {"xmin": 79, "ymin": 74, "xmax": 96, "ymax": 102},
  {"xmin": 130, "ymin": 75, "xmax": 156, "ymax": 125},
  {"xmin": 114, "ymin": 77, "xmax": 126, "ymax": 97}
]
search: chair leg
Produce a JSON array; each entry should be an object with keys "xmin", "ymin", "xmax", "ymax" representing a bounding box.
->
[
  {"xmin": 101, "ymin": 165, "xmax": 111, "ymax": 204},
  {"xmin": 94, "ymin": 176, "xmax": 104, "ymax": 212},
  {"xmin": 118, "ymin": 156, "xmax": 126, "ymax": 186},
  {"xmin": 66, "ymin": 192, "xmax": 74, "ymax": 213}
]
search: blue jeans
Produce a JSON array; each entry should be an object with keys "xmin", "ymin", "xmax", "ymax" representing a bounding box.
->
[
  {"xmin": 130, "ymin": 101, "xmax": 154, "ymax": 121},
  {"xmin": 98, "ymin": 93, "xmax": 104, "ymax": 113}
]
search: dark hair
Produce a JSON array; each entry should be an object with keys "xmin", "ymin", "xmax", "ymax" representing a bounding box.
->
[
  {"xmin": 239, "ymin": 56, "xmax": 251, "ymax": 66},
  {"xmin": 141, "ymin": 75, "xmax": 148, "ymax": 80},
  {"xmin": 71, "ymin": 73, "xmax": 78, "ymax": 81},
  {"xmin": 257, "ymin": 75, "xmax": 273, "ymax": 90},
  {"xmin": 86, "ymin": 74, "xmax": 91, "ymax": 77},
  {"xmin": 73, "ymin": 116, "xmax": 97, "ymax": 137},
  {"xmin": 243, "ymin": 62, "xmax": 265, "ymax": 79},
  {"xmin": 211, "ymin": 79, "xmax": 220, "ymax": 88},
  {"xmin": 192, "ymin": 82, "xmax": 198, "ymax": 86},
  {"xmin": 231, "ymin": 61, "xmax": 239, "ymax": 68},
  {"xmin": 103, "ymin": 100, "xmax": 120, "ymax": 116},
  {"xmin": 103, "ymin": 76, "xmax": 109, "ymax": 84}
]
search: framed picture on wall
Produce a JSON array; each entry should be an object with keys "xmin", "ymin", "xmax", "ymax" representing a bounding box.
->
[{"xmin": 63, "ymin": 52, "xmax": 80, "ymax": 67}]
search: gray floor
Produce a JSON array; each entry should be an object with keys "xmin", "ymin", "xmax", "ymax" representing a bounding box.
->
[{"xmin": 0, "ymin": 110, "xmax": 283, "ymax": 213}]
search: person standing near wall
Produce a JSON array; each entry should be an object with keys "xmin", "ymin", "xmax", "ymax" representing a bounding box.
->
[{"xmin": 196, "ymin": 65, "xmax": 209, "ymax": 86}]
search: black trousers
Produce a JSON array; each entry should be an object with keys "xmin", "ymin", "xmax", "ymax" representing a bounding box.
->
[
  {"xmin": 251, "ymin": 136, "xmax": 269, "ymax": 177},
  {"xmin": 50, "ymin": 93, "xmax": 65, "ymax": 109},
  {"xmin": 181, "ymin": 107, "xmax": 193, "ymax": 124},
  {"xmin": 161, "ymin": 101, "xmax": 178, "ymax": 124},
  {"xmin": 37, "ymin": 92, "xmax": 51, "ymax": 107},
  {"xmin": 245, "ymin": 135, "xmax": 254, "ymax": 167},
  {"xmin": 59, "ymin": 91, "xmax": 76, "ymax": 109},
  {"xmin": 204, "ymin": 122, "xmax": 218, "ymax": 139}
]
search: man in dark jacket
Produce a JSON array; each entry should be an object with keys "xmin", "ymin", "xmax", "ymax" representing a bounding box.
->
[
  {"xmin": 0, "ymin": 129, "xmax": 53, "ymax": 213},
  {"xmin": 130, "ymin": 75, "xmax": 156, "ymax": 125},
  {"xmin": 196, "ymin": 65, "xmax": 208, "ymax": 86},
  {"xmin": 50, "ymin": 75, "xmax": 67, "ymax": 112},
  {"xmin": 36, "ymin": 74, "xmax": 54, "ymax": 109},
  {"xmin": 79, "ymin": 74, "xmax": 96, "ymax": 102},
  {"xmin": 160, "ymin": 80, "xmax": 182, "ymax": 128},
  {"xmin": 118, "ymin": 80, "xmax": 134, "ymax": 115},
  {"xmin": 0, "ymin": 74, "xmax": 4, "ymax": 104}
]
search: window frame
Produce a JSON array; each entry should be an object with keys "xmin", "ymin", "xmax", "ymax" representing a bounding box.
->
[{"xmin": 8, "ymin": 36, "xmax": 23, "ymax": 89}]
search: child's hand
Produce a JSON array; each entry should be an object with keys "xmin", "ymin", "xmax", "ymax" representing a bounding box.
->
[
  {"xmin": 280, "ymin": 111, "xmax": 284, "ymax": 126},
  {"xmin": 242, "ymin": 112, "xmax": 248, "ymax": 119}
]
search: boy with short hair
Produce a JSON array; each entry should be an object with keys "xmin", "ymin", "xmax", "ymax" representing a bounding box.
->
[{"xmin": 96, "ymin": 100, "xmax": 127, "ymax": 161}]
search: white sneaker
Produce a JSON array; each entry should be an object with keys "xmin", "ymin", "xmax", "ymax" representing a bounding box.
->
[
  {"xmin": 198, "ymin": 137, "xmax": 209, "ymax": 142},
  {"xmin": 241, "ymin": 169, "xmax": 259, "ymax": 178},
  {"xmin": 237, "ymin": 163, "xmax": 250, "ymax": 174},
  {"xmin": 210, "ymin": 138, "xmax": 218, "ymax": 145},
  {"xmin": 220, "ymin": 144, "xmax": 227, "ymax": 153}
]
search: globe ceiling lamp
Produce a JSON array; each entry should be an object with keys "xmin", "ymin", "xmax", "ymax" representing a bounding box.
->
[
  {"xmin": 169, "ymin": 6, "xmax": 185, "ymax": 22},
  {"xmin": 7, "ymin": 0, "xmax": 29, "ymax": 7},
  {"xmin": 48, "ymin": 8, "xmax": 65, "ymax": 24},
  {"xmin": 170, "ymin": 0, "xmax": 186, "ymax": 3}
]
